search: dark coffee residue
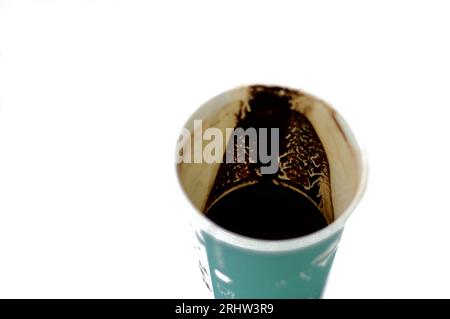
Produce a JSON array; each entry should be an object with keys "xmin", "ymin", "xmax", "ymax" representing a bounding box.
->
[{"xmin": 204, "ymin": 85, "xmax": 334, "ymax": 240}]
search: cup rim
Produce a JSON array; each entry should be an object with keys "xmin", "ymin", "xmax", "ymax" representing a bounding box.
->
[{"xmin": 176, "ymin": 84, "xmax": 369, "ymax": 252}]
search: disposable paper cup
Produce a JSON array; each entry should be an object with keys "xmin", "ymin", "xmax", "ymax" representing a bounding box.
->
[{"xmin": 176, "ymin": 85, "xmax": 368, "ymax": 298}]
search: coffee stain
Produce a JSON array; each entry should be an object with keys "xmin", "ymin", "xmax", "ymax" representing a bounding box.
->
[
  {"xmin": 331, "ymin": 110, "xmax": 348, "ymax": 144},
  {"xmin": 205, "ymin": 85, "xmax": 334, "ymax": 225}
]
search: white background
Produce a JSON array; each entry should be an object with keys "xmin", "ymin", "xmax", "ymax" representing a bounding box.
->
[{"xmin": 0, "ymin": 1, "xmax": 449, "ymax": 298}]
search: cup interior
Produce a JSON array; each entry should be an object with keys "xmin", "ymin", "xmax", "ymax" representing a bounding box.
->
[{"xmin": 176, "ymin": 85, "xmax": 365, "ymax": 227}]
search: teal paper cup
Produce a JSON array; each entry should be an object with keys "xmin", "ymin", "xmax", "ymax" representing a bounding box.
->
[{"xmin": 176, "ymin": 85, "xmax": 368, "ymax": 298}]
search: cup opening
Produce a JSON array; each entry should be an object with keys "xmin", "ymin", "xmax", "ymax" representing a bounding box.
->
[{"xmin": 176, "ymin": 84, "xmax": 367, "ymax": 251}]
